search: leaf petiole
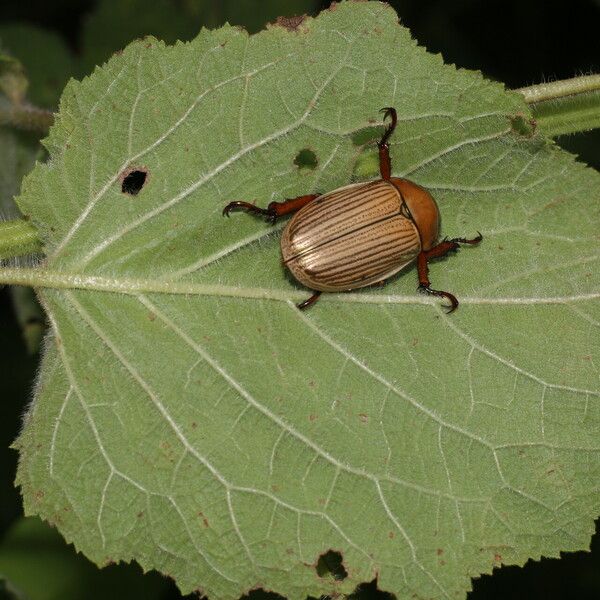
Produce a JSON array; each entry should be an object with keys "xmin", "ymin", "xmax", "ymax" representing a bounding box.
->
[
  {"xmin": 0, "ymin": 219, "xmax": 42, "ymax": 261},
  {"xmin": 515, "ymin": 74, "xmax": 600, "ymax": 137}
]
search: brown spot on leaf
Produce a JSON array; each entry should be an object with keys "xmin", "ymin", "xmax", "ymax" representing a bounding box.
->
[
  {"xmin": 358, "ymin": 413, "xmax": 368, "ymax": 423},
  {"xmin": 273, "ymin": 14, "xmax": 307, "ymax": 31},
  {"xmin": 197, "ymin": 512, "xmax": 209, "ymax": 528}
]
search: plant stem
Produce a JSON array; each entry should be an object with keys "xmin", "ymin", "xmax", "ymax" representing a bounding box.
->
[
  {"xmin": 515, "ymin": 74, "xmax": 600, "ymax": 137},
  {"xmin": 0, "ymin": 219, "xmax": 42, "ymax": 261},
  {"xmin": 0, "ymin": 103, "xmax": 54, "ymax": 134}
]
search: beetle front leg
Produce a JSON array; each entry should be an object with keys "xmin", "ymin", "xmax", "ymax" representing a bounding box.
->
[
  {"xmin": 416, "ymin": 232, "xmax": 482, "ymax": 313},
  {"xmin": 377, "ymin": 107, "xmax": 397, "ymax": 180},
  {"xmin": 223, "ymin": 194, "xmax": 320, "ymax": 224}
]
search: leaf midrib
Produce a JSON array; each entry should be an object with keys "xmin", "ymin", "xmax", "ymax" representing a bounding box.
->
[{"xmin": 1, "ymin": 266, "xmax": 599, "ymax": 305}]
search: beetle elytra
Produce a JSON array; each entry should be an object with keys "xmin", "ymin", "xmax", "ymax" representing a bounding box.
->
[{"xmin": 223, "ymin": 107, "xmax": 482, "ymax": 311}]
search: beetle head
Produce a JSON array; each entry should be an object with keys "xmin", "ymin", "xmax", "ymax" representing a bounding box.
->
[{"xmin": 391, "ymin": 178, "xmax": 441, "ymax": 251}]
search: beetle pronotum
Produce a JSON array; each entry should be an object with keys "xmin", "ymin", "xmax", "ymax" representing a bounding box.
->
[{"xmin": 223, "ymin": 107, "xmax": 482, "ymax": 311}]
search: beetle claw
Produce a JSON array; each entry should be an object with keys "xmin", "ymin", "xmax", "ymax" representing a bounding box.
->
[
  {"xmin": 377, "ymin": 107, "xmax": 398, "ymax": 150},
  {"xmin": 418, "ymin": 284, "xmax": 459, "ymax": 313},
  {"xmin": 223, "ymin": 200, "xmax": 274, "ymax": 220},
  {"xmin": 448, "ymin": 232, "xmax": 483, "ymax": 245},
  {"xmin": 443, "ymin": 300, "xmax": 458, "ymax": 314},
  {"xmin": 379, "ymin": 106, "xmax": 396, "ymax": 121}
]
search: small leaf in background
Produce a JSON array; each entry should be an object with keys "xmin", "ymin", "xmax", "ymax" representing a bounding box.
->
[
  {"xmin": 0, "ymin": 54, "xmax": 28, "ymax": 106},
  {"xmin": 6, "ymin": 2, "xmax": 600, "ymax": 599},
  {"xmin": 0, "ymin": 24, "xmax": 73, "ymax": 109}
]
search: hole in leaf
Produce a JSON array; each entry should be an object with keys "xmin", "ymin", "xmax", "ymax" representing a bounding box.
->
[
  {"xmin": 294, "ymin": 148, "xmax": 318, "ymax": 170},
  {"xmin": 121, "ymin": 169, "xmax": 147, "ymax": 195},
  {"xmin": 316, "ymin": 550, "xmax": 348, "ymax": 580}
]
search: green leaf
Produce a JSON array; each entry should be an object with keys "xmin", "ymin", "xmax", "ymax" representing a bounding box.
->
[{"xmin": 6, "ymin": 2, "xmax": 600, "ymax": 598}]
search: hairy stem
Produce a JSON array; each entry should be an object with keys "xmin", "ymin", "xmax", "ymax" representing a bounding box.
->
[
  {"xmin": 0, "ymin": 219, "xmax": 42, "ymax": 261},
  {"xmin": 0, "ymin": 103, "xmax": 54, "ymax": 133},
  {"xmin": 515, "ymin": 74, "xmax": 600, "ymax": 137}
]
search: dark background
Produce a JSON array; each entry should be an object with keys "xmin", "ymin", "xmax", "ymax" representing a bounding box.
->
[{"xmin": 1, "ymin": 1, "xmax": 599, "ymax": 599}]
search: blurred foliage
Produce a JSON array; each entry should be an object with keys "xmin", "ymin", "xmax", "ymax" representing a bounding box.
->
[
  {"xmin": 0, "ymin": 0, "xmax": 598, "ymax": 599},
  {"xmin": 0, "ymin": 517, "xmax": 177, "ymax": 600},
  {"xmin": 0, "ymin": 24, "xmax": 73, "ymax": 108},
  {"xmin": 78, "ymin": 0, "xmax": 320, "ymax": 75},
  {"xmin": 0, "ymin": 54, "xmax": 28, "ymax": 106}
]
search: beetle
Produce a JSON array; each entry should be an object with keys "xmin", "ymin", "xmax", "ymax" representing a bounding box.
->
[{"xmin": 223, "ymin": 107, "xmax": 482, "ymax": 311}]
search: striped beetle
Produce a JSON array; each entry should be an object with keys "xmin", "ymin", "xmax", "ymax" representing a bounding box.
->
[{"xmin": 223, "ymin": 107, "xmax": 481, "ymax": 310}]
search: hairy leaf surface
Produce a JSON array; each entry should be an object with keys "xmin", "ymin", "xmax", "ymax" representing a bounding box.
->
[{"xmin": 9, "ymin": 2, "xmax": 600, "ymax": 598}]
